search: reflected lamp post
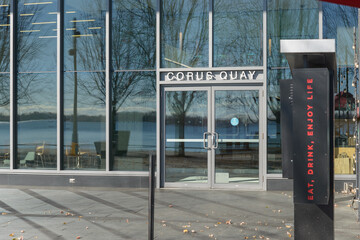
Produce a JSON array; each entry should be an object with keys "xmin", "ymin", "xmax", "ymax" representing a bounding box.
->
[{"xmin": 69, "ymin": 19, "xmax": 80, "ymax": 158}]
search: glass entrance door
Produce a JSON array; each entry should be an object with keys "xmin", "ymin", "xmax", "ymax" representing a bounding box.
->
[
  {"xmin": 212, "ymin": 87, "xmax": 261, "ymax": 188},
  {"xmin": 163, "ymin": 86, "xmax": 263, "ymax": 189},
  {"xmin": 164, "ymin": 88, "xmax": 210, "ymax": 187}
]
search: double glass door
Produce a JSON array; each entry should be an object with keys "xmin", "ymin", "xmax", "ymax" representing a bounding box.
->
[{"xmin": 163, "ymin": 86, "xmax": 263, "ymax": 189}]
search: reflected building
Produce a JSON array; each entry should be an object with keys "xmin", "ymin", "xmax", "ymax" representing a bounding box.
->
[{"xmin": 0, "ymin": 0, "xmax": 357, "ymax": 190}]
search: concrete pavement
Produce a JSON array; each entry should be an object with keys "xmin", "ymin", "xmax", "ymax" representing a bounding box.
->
[{"xmin": 0, "ymin": 186, "xmax": 358, "ymax": 239}]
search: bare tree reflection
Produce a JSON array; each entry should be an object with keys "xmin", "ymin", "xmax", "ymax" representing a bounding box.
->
[
  {"xmin": 161, "ymin": 0, "xmax": 208, "ymax": 68},
  {"xmin": 213, "ymin": 0, "xmax": 263, "ymax": 66}
]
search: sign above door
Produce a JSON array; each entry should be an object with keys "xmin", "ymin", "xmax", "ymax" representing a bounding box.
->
[{"xmin": 160, "ymin": 70, "xmax": 264, "ymax": 82}]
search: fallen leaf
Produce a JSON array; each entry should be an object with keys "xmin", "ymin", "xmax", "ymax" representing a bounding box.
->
[
  {"xmin": 9, "ymin": 233, "xmax": 14, "ymax": 237},
  {"xmin": 209, "ymin": 234, "xmax": 214, "ymax": 238},
  {"xmin": 2, "ymin": 212, "xmax": 7, "ymax": 215},
  {"xmin": 226, "ymin": 220, "xmax": 232, "ymax": 225},
  {"xmin": 183, "ymin": 229, "xmax": 188, "ymax": 233},
  {"xmin": 287, "ymin": 232, "xmax": 292, "ymax": 237},
  {"xmin": 191, "ymin": 230, "xmax": 196, "ymax": 233},
  {"xmin": 76, "ymin": 236, "xmax": 81, "ymax": 239},
  {"xmin": 20, "ymin": 230, "xmax": 25, "ymax": 233},
  {"xmin": 168, "ymin": 205, "xmax": 173, "ymax": 208}
]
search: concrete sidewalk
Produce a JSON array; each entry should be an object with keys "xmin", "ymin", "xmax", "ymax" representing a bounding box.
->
[{"xmin": 0, "ymin": 186, "xmax": 358, "ymax": 240}]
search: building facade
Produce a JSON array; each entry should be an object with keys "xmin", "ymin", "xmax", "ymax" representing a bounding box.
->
[{"xmin": 0, "ymin": 0, "xmax": 358, "ymax": 190}]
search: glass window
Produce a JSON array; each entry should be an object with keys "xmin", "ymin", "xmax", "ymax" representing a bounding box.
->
[
  {"xmin": 213, "ymin": 0, "xmax": 263, "ymax": 67},
  {"xmin": 17, "ymin": 73, "xmax": 57, "ymax": 169},
  {"xmin": 112, "ymin": 71, "xmax": 156, "ymax": 171},
  {"xmin": 64, "ymin": 0, "xmax": 106, "ymax": 71},
  {"xmin": 0, "ymin": 74, "xmax": 9, "ymax": 169},
  {"xmin": 161, "ymin": 0, "xmax": 208, "ymax": 68},
  {"xmin": 112, "ymin": 0, "xmax": 156, "ymax": 70},
  {"xmin": 323, "ymin": 2, "xmax": 358, "ymax": 175},
  {"xmin": 0, "ymin": 2, "xmax": 9, "ymax": 73},
  {"xmin": 64, "ymin": 72, "xmax": 106, "ymax": 170},
  {"xmin": 267, "ymin": 0, "xmax": 319, "ymax": 174},
  {"xmin": 18, "ymin": 0, "xmax": 57, "ymax": 72},
  {"xmin": 0, "ymin": 2, "xmax": 9, "ymax": 169}
]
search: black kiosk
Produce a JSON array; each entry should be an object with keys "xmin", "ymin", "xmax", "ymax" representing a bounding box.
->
[{"xmin": 280, "ymin": 39, "xmax": 336, "ymax": 240}]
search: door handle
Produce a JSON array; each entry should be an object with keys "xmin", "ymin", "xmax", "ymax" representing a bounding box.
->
[
  {"xmin": 212, "ymin": 132, "xmax": 219, "ymax": 149},
  {"xmin": 203, "ymin": 132, "xmax": 211, "ymax": 150}
]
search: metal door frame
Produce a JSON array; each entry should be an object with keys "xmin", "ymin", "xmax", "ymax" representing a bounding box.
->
[{"xmin": 160, "ymin": 85, "xmax": 265, "ymax": 190}]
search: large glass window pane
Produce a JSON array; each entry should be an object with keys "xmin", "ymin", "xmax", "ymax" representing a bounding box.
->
[
  {"xmin": 112, "ymin": 0, "xmax": 156, "ymax": 70},
  {"xmin": 0, "ymin": 2, "xmax": 9, "ymax": 73},
  {"xmin": 17, "ymin": 73, "xmax": 57, "ymax": 169},
  {"xmin": 64, "ymin": 72, "xmax": 106, "ymax": 170},
  {"xmin": 161, "ymin": 0, "xmax": 208, "ymax": 68},
  {"xmin": 64, "ymin": 0, "xmax": 106, "ymax": 71},
  {"xmin": 0, "ymin": 75, "xmax": 9, "ymax": 169},
  {"xmin": 267, "ymin": 0, "xmax": 318, "ymax": 174},
  {"xmin": 214, "ymin": 0, "xmax": 263, "ymax": 67},
  {"xmin": 0, "ymin": 2, "xmax": 9, "ymax": 169},
  {"xmin": 323, "ymin": 2, "xmax": 358, "ymax": 175},
  {"xmin": 18, "ymin": 0, "xmax": 57, "ymax": 72},
  {"xmin": 112, "ymin": 71, "xmax": 156, "ymax": 171}
]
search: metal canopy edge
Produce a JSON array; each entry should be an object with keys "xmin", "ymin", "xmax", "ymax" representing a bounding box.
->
[{"xmin": 280, "ymin": 39, "xmax": 337, "ymax": 77}]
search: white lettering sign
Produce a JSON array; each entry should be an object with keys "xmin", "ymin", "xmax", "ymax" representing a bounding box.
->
[{"xmin": 163, "ymin": 70, "xmax": 261, "ymax": 81}]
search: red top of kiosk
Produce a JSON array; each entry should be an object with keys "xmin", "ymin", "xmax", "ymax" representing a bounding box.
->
[{"xmin": 320, "ymin": 0, "xmax": 360, "ymax": 8}]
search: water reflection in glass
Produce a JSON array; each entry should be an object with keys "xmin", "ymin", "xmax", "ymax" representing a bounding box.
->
[
  {"xmin": 214, "ymin": 0, "xmax": 263, "ymax": 67},
  {"xmin": 17, "ymin": 73, "xmax": 57, "ymax": 169},
  {"xmin": 64, "ymin": 0, "xmax": 106, "ymax": 71},
  {"xmin": 112, "ymin": 0, "xmax": 156, "ymax": 70},
  {"xmin": 18, "ymin": 0, "xmax": 57, "ymax": 72},
  {"xmin": 161, "ymin": 0, "xmax": 208, "ymax": 68},
  {"xmin": 214, "ymin": 90, "xmax": 259, "ymax": 184},
  {"xmin": 112, "ymin": 71, "xmax": 156, "ymax": 171},
  {"xmin": 165, "ymin": 90, "xmax": 208, "ymax": 183},
  {"xmin": 64, "ymin": 72, "xmax": 106, "ymax": 170},
  {"xmin": 0, "ymin": 74, "xmax": 9, "ymax": 169},
  {"xmin": 267, "ymin": 0, "xmax": 318, "ymax": 173}
]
